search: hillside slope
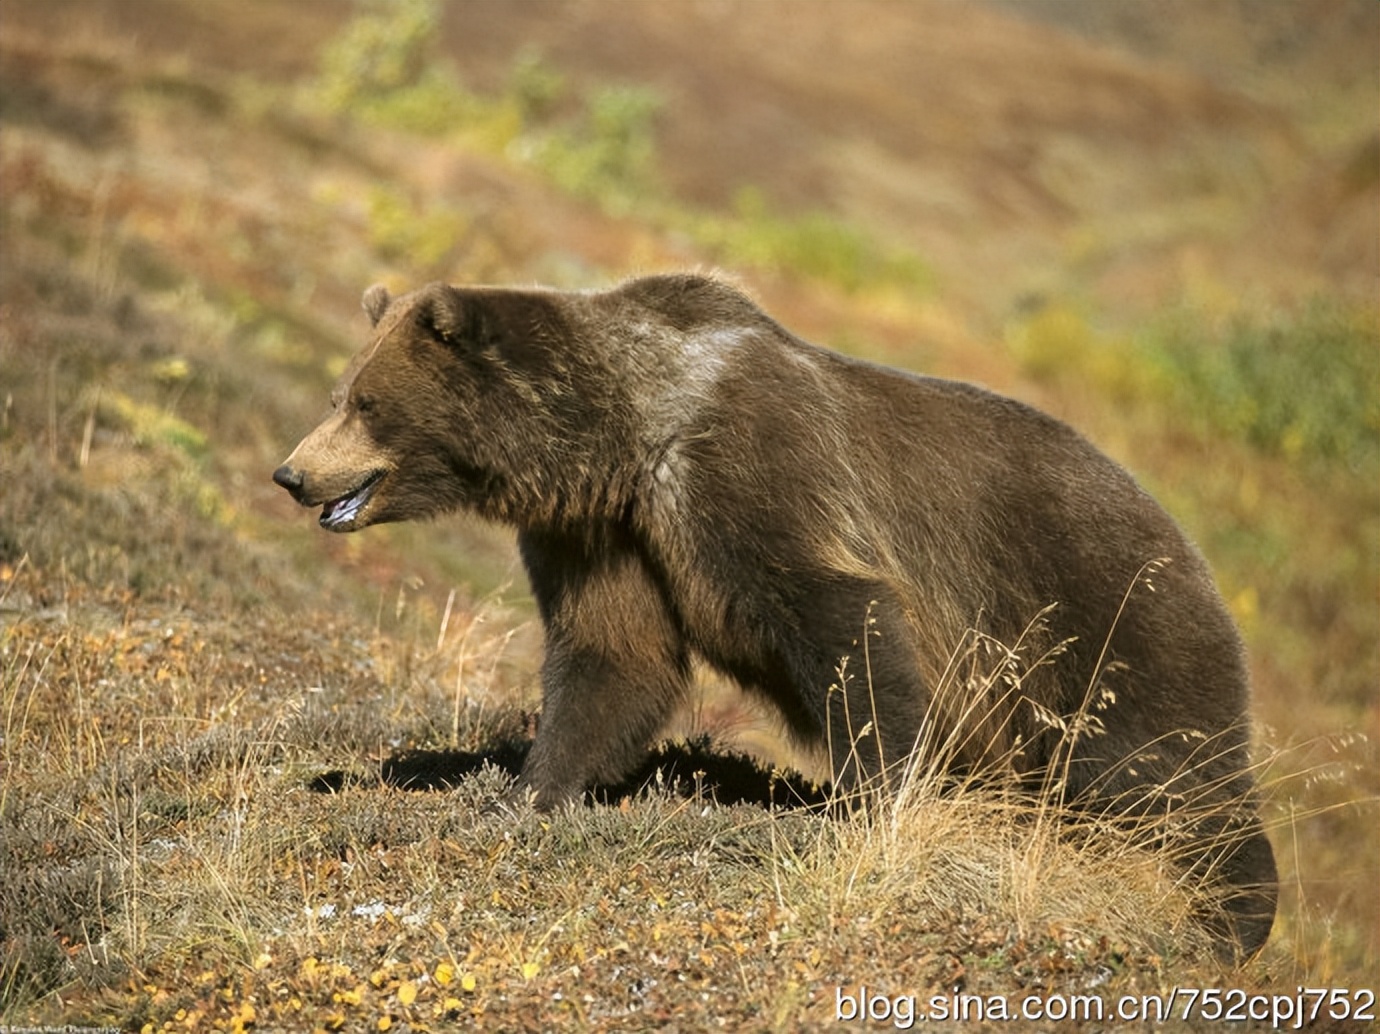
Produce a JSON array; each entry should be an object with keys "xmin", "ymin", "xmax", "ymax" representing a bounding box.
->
[
  {"xmin": 9, "ymin": 0, "xmax": 1376, "ymax": 319},
  {"xmin": 2, "ymin": 0, "xmax": 1376, "ymax": 1025}
]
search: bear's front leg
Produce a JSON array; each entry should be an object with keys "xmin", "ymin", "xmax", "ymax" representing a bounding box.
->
[{"xmin": 517, "ymin": 528, "xmax": 691, "ymax": 810}]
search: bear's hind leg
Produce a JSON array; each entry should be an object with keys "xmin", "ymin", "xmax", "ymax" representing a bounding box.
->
[
  {"xmin": 1177, "ymin": 808, "xmax": 1278, "ymax": 961},
  {"xmin": 788, "ymin": 580, "xmax": 929, "ymax": 795}
]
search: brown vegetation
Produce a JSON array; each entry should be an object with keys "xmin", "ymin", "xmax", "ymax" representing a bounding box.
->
[{"xmin": 2, "ymin": 0, "xmax": 1375, "ymax": 1028}]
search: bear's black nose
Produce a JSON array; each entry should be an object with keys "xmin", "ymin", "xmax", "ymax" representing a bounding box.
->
[{"xmin": 273, "ymin": 464, "xmax": 304, "ymax": 495}]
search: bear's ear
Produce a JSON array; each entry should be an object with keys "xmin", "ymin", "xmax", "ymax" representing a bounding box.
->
[
  {"xmin": 362, "ymin": 284, "xmax": 392, "ymax": 327},
  {"xmin": 416, "ymin": 283, "xmax": 469, "ymax": 345}
]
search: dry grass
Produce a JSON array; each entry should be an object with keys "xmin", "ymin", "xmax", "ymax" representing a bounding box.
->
[
  {"xmin": 3, "ymin": 562, "xmax": 1225, "ymax": 1029},
  {"xmin": 2, "ymin": 4, "xmax": 1376, "ymax": 1028}
]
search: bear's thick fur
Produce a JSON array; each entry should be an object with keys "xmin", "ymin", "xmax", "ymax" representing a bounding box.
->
[{"xmin": 274, "ymin": 274, "xmax": 1275, "ymax": 956}]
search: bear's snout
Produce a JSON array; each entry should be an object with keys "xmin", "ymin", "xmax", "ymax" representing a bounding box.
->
[{"xmin": 273, "ymin": 463, "xmax": 305, "ymax": 499}]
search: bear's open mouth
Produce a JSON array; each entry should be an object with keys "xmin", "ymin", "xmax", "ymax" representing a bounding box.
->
[{"xmin": 319, "ymin": 471, "xmax": 385, "ymax": 530}]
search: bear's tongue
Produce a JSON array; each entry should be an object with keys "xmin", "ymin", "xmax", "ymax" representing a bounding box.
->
[{"xmin": 320, "ymin": 474, "xmax": 380, "ymax": 530}]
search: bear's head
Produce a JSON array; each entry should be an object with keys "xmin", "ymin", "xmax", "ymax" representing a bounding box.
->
[{"xmin": 273, "ymin": 282, "xmax": 586, "ymax": 531}]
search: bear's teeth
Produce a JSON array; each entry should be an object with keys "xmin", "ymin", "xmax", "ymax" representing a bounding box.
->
[
  {"xmin": 324, "ymin": 492, "xmax": 364, "ymax": 526},
  {"xmin": 320, "ymin": 474, "xmax": 381, "ymax": 529}
]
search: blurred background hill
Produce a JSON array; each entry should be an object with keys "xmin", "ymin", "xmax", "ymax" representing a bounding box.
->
[
  {"xmin": 9, "ymin": 0, "xmax": 1377, "ymax": 317},
  {"xmin": 2, "ymin": 0, "xmax": 1376, "ymax": 1019}
]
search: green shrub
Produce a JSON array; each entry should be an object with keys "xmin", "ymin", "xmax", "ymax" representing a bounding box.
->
[
  {"xmin": 520, "ymin": 84, "xmax": 664, "ymax": 215},
  {"xmin": 507, "ymin": 47, "xmax": 567, "ymax": 124},
  {"xmin": 688, "ymin": 188, "xmax": 934, "ymax": 296},
  {"xmin": 1147, "ymin": 301, "xmax": 1379, "ymax": 473},
  {"xmin": 365, "ymin": 185, "xmax": 470, "ymax": 271},
  {"xmin": 1011, "ymin": 297, "xmax": 1379, "ymax": 475},
  {"xmin": 309, "ymin": 6, "xmax": 932, "ymax": 294},
  {"xmin": 313, "ymin": 0, "xmax": 472, "ymax": 135}
]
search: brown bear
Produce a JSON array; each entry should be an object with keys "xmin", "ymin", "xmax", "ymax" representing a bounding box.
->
[{"xmin": 274, "ymin": 273, "xmax": 1275, "ymax": 957}]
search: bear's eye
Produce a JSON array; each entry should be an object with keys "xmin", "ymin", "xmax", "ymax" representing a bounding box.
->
[{"xmin": 354, "ymin": 395, "xmax": 375, "ymax": 414}]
